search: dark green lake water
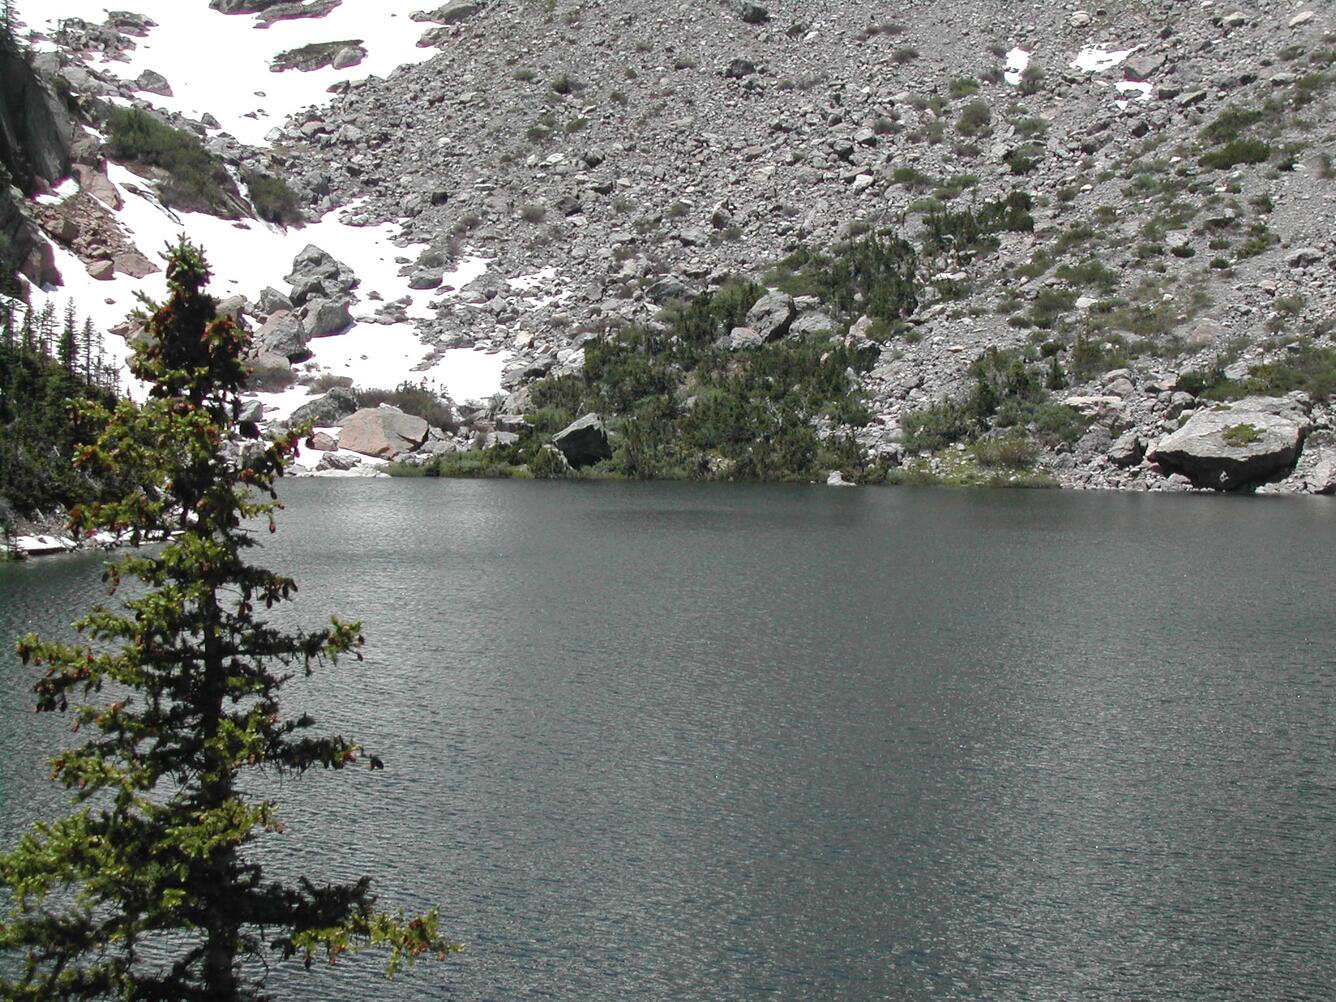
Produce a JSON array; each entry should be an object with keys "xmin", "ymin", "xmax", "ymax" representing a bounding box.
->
[{"xmin": 1, "ymin": 480, "xmax": 1334, "ymax": 999}]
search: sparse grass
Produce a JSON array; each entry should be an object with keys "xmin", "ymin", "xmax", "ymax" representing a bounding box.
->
[{"xmin": 891, "ymin": 46, "xmax": 919, "ymax": 64}]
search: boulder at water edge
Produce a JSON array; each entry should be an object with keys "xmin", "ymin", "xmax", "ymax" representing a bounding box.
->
[
  {"xmin": 1147, "ymin": 395, "xmax": 1311, "ymax": 490},
  {"xmin": 552, "ymin": 413, "xmax": 612, "ymax": 467},
  {"xmin": 339, "ymin": 407, "xmax": 430, "ymax": 459}
]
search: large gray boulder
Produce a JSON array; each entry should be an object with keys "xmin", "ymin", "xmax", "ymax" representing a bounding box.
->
[
  {"xmin": 1148, "ymin": 396, "xmax": 1312, "ymax": 490},
  {"xmin": 552, "ymin": 413, "xmax": 612, "ymax": 468},
  {"xmin": 289, "ymin": 387, "xmax": 358, "ymax": 428},
  {"xmin": 254, "ymin": 310, "xmax": 309, "ymax": 361},
  {"xmin": 300, "ymin": 298, "xmax": 353, "ymax": 337},
  {"xmin": 284, "ymin": 245, "xmax": 358, "ymax": 306},
  {"xmin": 745, "ymin": 291, "xmax": 797, "ymax": 341},
  {"xmin": 339, "ymin": 407, "xmax": 430, "ymax": 459}
]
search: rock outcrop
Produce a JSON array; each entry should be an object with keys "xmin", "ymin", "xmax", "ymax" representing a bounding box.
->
[
  {"xmin": 552, "ymin": 413, "xmax": 612, "ymax": 467},
  {"xmin": 1148, "ymin": 396, "xmax": 1312, "ymax": 491},
  {"xmin": 338, "ymin": 407, "xmax": 430, "ymax": 459}
]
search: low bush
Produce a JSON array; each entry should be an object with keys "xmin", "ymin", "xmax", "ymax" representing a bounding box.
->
[
  {"xmin": 105, "ymin": 107, "xmax": 238, "ymax": 216},
  {"xmin": 1199, "ymin": 139, "xmax": 1272, "ymax": 170},
  {"xmin": 356, "ymin": 381, "xmax": 458, "ymax": 431},
  {"xmin": 244, "ymin": 171, "xmax": 303, "ymax": 226}
]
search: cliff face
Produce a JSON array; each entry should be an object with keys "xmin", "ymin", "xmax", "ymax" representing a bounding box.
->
[
  {"xmin": 0, "ymin": 44, "xmax": 74, "ymax": 288},
  {"xmin": 0, "ymin": 45, "xmax": 73, "ymax": 194}
]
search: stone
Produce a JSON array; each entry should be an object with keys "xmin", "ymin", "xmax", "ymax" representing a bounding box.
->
[
  {"xmin": 789, "ymin": 311, "xmax": 837, "ymax": 337},
  {"xmin": 827, "ymin": 470, "xmax": 855, "ymax": 487},
  {"xmin": 238, "ymin": 398, "xmax": 265, "ymax": 424},
  {"xmin": 258, "ymin": 286, "xmax": 293, "ymax": 315},
  {"xmin": 716, "ymin": 326, "xmax": 765, "ymax": 350},
  {"xmin": 476, "ymin": 430, "xmax": 520, "ymax": 449},
  {"xmin": 338, "ymin": 407, "xmax": 431, "ymax": 459},
  {"xmin": 408, "ymin": 268, "xmax": 444, "ymax": 290},
  {"xmin": 134, "ymin": 69, "xmax": 172, "ymax": 96},
  {"xmin": 415, "ymin": 1, "xmax": 481, "ymax": 24},
  {"xmin": 289, "ymin": 386, "xmax": 359, "ymax": 427},
  {"xmin": 739, "ymin": 3, "xmax": 769, "ymax": 25},
  {"xmin": 1286, "ymin": 247, "xmax": 1324, "ymax": 268},
  {"xmin": 331, "ymin": 46, "xmax": 364, "ymax": 70},
  {"xmin": 1147, "ymin": 397, "xmax": 1311, "ymax": 490},
  {"xmin": 245, "ymin": 351, "xmax": 295, "ymax": 392},
  {"xmin": 725, "ymin": 57, "xmax": 757, "ymax": 79},
  {"xmin": 308, "ymin": 431, "xmax": 338, "ymax": 451},
  {"xmin": 552, "ymin": 413, "xmax": 612, "ymax": 467},
  {"xmin": 745, "ymin": 290, "xmax": 797, "ymax": 341},
  {"xmin": 254, "ymin": 310, "xmax": 309, "ymax": 360},
  {"xmin": 1108, "ymin": 432, "xmax": 1145, "ymax": 467},
  {"xmin": 300, "ymin": 298, "xmax": 353, "ymax": 337},
  {"xmin": 1289, "ymin": 11, "xmax": 1315, "ymax": 28},
  {"xmin": 316, "ymin": 452, "xmax": 361, "ymax": 472},
  {"xmin": 284, "ymin": 244, "xmax": 358, "ymax": 305},
  {"xmin": 88, "ymin": 259, "xmax": 115, "ymax": 281}
]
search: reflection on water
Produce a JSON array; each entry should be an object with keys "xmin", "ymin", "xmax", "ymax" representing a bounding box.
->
[{"xmin": 2, "ymin": 480, "xmax": 1334, "ymax": 999}]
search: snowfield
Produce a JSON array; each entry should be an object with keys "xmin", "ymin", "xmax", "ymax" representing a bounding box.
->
[
  {"xmin": 19, "ymin": 0, "xmax": 441, "ymax": 147},
  {"xmin": 18, "ymin": 1, "xmax": 513, "ymax": 410}
]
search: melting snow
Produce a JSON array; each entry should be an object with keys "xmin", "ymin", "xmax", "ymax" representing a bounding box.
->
[
  {"xmin": 1004, "ymin": 47, "xmax": 1031, "ymax": 86},
  {"xmin": 1071, "ymin": 45, "xmax": 1139, "ymax": 73},
  {"xmin": 1116, "ymin": 80, "xmax": 1154, "ymax": 102},
  {"xmin": 34, "ymin": 177, "xmax": 79, "ymax": 205},
  {"xmin": 17, "ymin": 0, "xmax": 443, "ymax": 147}
]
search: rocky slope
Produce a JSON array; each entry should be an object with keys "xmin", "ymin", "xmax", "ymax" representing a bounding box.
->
[{"xmin": 13, "ymin": 0, "xmax": 1336, "ymax": 493}]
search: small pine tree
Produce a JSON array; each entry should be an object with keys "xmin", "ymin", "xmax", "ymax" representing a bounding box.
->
[{"xmin": 0, "ymin": 240, "xmax": 455, "ymax": 998}]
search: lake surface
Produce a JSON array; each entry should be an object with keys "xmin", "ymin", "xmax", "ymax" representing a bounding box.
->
[{"xmin": 1, "ymin": 480, "xmax": 1334, "ymax": 999}]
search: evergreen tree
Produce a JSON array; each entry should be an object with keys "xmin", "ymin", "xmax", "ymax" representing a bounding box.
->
[{"xmin": 0, "ymin": 240, "xmax": 454, "ymax": 998}]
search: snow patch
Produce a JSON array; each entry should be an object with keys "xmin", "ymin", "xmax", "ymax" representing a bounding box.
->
[
  {"xmin": 1004, "ymin": 47, "xmax": 1031, "ymax": 86},
  {"xmin": 34, "ymin": 178, "xmax": 80, "ymax": 206},
  {"xmin": 17, "ymin": 0, "xmax": 443, "ymax": 147},
  {"xmin": 1071, "ymin": 45, "xmax": 1139, "ymax": 73}
]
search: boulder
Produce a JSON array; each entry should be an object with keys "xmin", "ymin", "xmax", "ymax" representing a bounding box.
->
[
  {"xmin": 238, "ymin": 398, "xmax": 266, "ymax": 424},
  {"xmin": 254, "ymin": 310, "xmax": 309, "ymax": 360},
  {"xmin": 716, "ymin": 326, "xmax": 765, "ymax": 350},
  {"xmin": 338, "ymin": 407, "xmax": 430, "ymax": 459},
  {"xmin": 739, "ymin": 3, "xmax": 770, "ymax": 25},
  {"xmin": 289, "ymin": 386, "xmax": 359, "ymax": 427},
  {"xmin": 552, "ymin": 413, "xmax": 612, "ymax": 468},
  {"xmin": 284, "ymin": 244, "xmax": 358, "ymax": 305},
  {"xmin": 788, "ymin": 311, "xmax": 837, "ymax": 338},
  {"xmin": 300, "ymin": 298, "xmax": 353, "ymax": 337},
  {"xmin": 316, "ymin": 452, "xmax": 361, "ymax": 472},
  {"xmin": 246, "ymin": 351, "xmax": 295, "ymax": 392},
  {"xmin": 414, "ymin": 1, "xmax": 481, "ymax": 24},
  {"xmin": 1108, "ymin": 432, "xmax": 1145, "ymax": 467},
  {"xmin": 745, "ymin": 290, "xmax": 797, "ymax": 341},
  {"xmin": 1147, "ymin": 396, "xmax": 1311, "ymax": 490}
]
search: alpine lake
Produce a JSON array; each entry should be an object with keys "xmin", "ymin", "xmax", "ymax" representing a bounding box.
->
[{"xmin": 1, "ymin": 479, "xmax": 1333, "ymax": 1000}]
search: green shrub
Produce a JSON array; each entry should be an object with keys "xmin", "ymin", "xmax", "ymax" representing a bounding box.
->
[
  {"xmin": 973, "ymin": 431, "xmax": 1038, "ymax": 469},
  {"xmin": 1200, "ymin": 105, "xmax": 1265, "ymax": 145},
  {"xmin": 1199, "ymin": 139, "xmax": 1272, "ymax": 170},
  {"xmin": 1221, "ymin": 423, "xmax": 1262, "ymax": 447},
  {"xmin": 956, "ymin": 99, "xmax": 993, "ymax": 137},
  {"xmin": 949, "ymin": 77, "xmax": 980, "ymax": 98},
  {"xmin": 105, "ymin": 107, "xmax": 239, "ymax": 216},
  {"xmin": 244, "ymin": 171, "xmax": 303, "ymax": 226},
  {"xmin": 356, "ymin": 381, "xmax": 457, "ymax": 431}
]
